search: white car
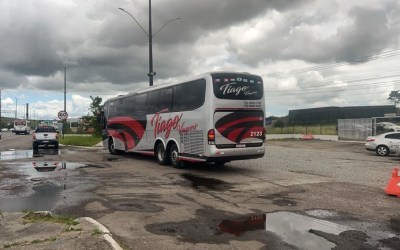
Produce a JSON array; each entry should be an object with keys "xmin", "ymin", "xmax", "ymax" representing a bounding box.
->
[
  {"xmin": 1, "ymin": 128, "xmax": 8, "ymax": 132},
  {"xmin": 365, "ymin": 132, "xmax": 400, "ymax": 156},
  {"xmin": 376, "ymin": 122, "xmax": 400, "ymax": 133}
]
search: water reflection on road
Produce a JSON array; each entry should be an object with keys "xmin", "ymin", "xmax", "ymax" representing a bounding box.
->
[
  {"xmin": 0, "ymin": 159, "xmax": 102, "ymax": 212},
  {"xmin": 0, "ymin": 148, "xmax": 59, "ymax": 161}
]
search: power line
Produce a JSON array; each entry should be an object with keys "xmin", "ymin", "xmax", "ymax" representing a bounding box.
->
[{"xmin": 264, "ymin": 49, "xmax": 400, "ymax": 77}]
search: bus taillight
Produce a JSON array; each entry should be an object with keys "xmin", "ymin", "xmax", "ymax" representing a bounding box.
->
[
  {"xmin": 263, "ymin": 127, "xmax": 266, "ymax": 141},
  {"xmin": 208, "ymin": 129, "xmax": 215, "ymax": 144}
]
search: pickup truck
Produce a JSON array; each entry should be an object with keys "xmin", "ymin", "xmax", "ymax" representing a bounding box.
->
[{"xmin": 32, "ymin": 126, "xmax": 59, "ymax": 150}]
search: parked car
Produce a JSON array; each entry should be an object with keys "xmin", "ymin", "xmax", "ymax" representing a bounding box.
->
[
  {"xmin": 376, "ymin": 122, "xmax": 400, "ymax": 133},
  {"xmin": 1, "ymin": 128, "xmax": 8, "ymax": 132},
  {"xmin": 365, "ymin": 132, "xmax": 400, "ymax": 156}
]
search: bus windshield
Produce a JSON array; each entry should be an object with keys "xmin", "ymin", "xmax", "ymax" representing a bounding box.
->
[
  {"xmin": 14, "ymin": 120, "xmax": 26, "ymax": 126},
  {"xmin": 212, "ymin": 73, "xmax": 263, "ymax": 100}
]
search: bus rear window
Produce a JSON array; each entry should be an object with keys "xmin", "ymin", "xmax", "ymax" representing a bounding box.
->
[{"xmin": 212, "ymin": 74, "xmax": 263, "ymax": 100}]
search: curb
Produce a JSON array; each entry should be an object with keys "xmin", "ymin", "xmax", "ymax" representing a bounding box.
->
[{"xmin": 82, "ymin": 217, "xmax": 123, "ymax": 250}]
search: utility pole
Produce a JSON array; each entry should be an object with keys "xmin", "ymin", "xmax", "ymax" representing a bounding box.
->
[
  {"xmin": 0, "ymin": 88, "xmax": 2, "ymax": 127},
  {"xmin": 15, "ymin": 98, "xmax": 18, "ymax": 119},
  {"xmin": 148, "ymin": 0, "xmax": 154, "ymax": 86},
  {"xmin": 63, "ymin": 67, "xmax": 67, "ymax": 138},
  {"xmin": 64, "ymin": 67, "xmax": 66, "ymax": 112}
]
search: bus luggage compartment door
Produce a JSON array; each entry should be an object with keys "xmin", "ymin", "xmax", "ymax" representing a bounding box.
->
[{"xmin": 213, "ymin": 110, "xmax": 264, "ymax": 148}]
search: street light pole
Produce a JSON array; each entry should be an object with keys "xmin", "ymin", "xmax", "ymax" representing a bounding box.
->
[
  {"xmin": 15, "ymin": 98, "xmax": 18, "ymax": 119},
  {"xmin": 118, "ymin": 4, "xmax": 180, "ymax": 87},
  {"xmin": 148, "ymin": 0, "xmax": 154, "ymax": 86}
]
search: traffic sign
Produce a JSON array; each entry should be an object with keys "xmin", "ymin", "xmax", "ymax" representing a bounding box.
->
[{"xmin": 58, "ymin": 110, "xmax": 68, "ymax": 120}]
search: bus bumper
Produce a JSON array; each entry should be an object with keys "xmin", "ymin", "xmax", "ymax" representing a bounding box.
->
[{"xmin": 206, "ymin": 145, "xmax": 265, "ymax": 162}]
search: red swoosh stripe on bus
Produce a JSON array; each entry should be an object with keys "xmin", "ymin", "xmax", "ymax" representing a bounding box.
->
[
  {"xmin": 216, "ymin": 117, "xmax": 261, "ymax": 133},
  {"xmin": 108, "ymin": 116, "xmax": 146, "ymax": 150},
  {"xmin": 215, "ymin": 111, "xmax": 264, "ymax": 143}
]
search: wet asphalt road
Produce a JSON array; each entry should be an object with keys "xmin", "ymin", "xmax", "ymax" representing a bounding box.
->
[{"xmin": 1, "ymin": 133, "xmax": 400, "ymax": 249}]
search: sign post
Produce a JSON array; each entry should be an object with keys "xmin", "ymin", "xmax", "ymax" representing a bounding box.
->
[
  {"xmin": 58, "ymin": 111, "xmax": 68, "ymax": 138},
  {"xmin": 58, "ymin": 111, "xmax": 68, "ymax": 120}
]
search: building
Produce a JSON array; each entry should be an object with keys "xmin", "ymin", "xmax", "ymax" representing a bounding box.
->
[{"xmin": 288, "ymin": 105, "xmax": 397, "ymax": 124}]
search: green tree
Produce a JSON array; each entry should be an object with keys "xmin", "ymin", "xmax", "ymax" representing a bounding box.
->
[
  {"xmin": 388, "ymin": 90, "xmax": 400, "ymax": 105},
  {"xmin": 84, "ymin": 96, "xmax": 103, "ymax": 136}
]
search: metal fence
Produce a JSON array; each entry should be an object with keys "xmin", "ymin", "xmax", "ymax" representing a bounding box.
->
[
  {"xmin": 338, "ymin": 116, "xmax": 400, "ymax": 141},
  {"xmin": 338, "ymin": 118, "xmax": 373, "ymax": 141}
]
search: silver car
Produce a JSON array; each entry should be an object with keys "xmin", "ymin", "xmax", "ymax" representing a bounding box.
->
[{"xmin": 365, "ymin": 132, "xmax": 400, "ymax": 156}]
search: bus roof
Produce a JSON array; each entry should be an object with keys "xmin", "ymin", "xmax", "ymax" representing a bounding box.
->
[{"xmin": 104, "ymin": 71, "xmax": 260, "ymax": 103}]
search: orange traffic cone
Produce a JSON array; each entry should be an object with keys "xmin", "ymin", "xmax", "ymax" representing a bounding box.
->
[{"xmin": 385, "ymin": 168, "xmax": 400, "ymax": 197}]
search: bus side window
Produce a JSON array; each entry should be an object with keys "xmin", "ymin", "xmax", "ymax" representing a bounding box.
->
[
  {"xmin": 172, "ymin": 79, "xmax": 205, "ymax": 112},
  {"xmin": 134, "ymin": 94, "xmax": 147, "ymax": 115}
]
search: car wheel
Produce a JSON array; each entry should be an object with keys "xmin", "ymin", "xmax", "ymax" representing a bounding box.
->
[
  {"xmin": 155, "ymin": 143, "xmax": 168, "ymax": 165},
  {"xmin": 376, "ymin": 145, "xmax": 389, "ymax": 156},
  {"xmin": 108, "ymin": 138, "xmax": 123, "ymax": 155},
  {"xmin": 169, "ymin": 144, "xmax": 183, "ymax": 169}
]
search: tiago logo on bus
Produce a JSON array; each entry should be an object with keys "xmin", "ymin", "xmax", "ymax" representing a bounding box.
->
[{"xmin": 151, "ymin": 109, "xmax": 198, "ymax": 138}]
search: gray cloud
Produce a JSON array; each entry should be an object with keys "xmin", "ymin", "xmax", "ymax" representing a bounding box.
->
[
  {"xmin": 0, "ymin": 0, "xmax": 399, "ymax": 113},
  {"xmin": 231, "ymin": 0, "xmax": 400, "ymax": 66}
]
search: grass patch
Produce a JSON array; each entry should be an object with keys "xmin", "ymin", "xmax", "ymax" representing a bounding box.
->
[
  {"xmin": 92, "ymin": 228, "xmax": 103, "ymax": 236},
  {"xmin": 4, "ymin": 236, "xmax": 57, "ymax": 248},
  {"xmin": 59, "ymin": 135, "xmax": 102, "ymax": 147},
  {"xmin": 267, "ymin": 125, "xmax": 337, "ymax": 135},
  {"xmin": 4, "ymin": 242, "xmax": 27, "ymax": 248},
  {"xmin": 31, "ymin": 236, "xmax": 57, "ymax": 244},
  {"xmin": 23, "ymin": 212, "xmax": 79, "ymax": 226}
]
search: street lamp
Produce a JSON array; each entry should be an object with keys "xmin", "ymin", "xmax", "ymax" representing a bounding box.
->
[{"xmin": 118, "ymin": 2, "xmax": 180, "ymax": 86}]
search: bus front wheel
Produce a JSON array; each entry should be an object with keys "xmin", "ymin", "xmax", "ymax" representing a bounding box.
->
[
  {"xmin": 108, "ymin": 138, "xmax": 123, "ymax": 155},
  {"xmin": 156, "ymin": 143, "xmax": 169, "ymax": 165},
  {"xmin": 169, "ymin": 144, "xmax": 183, "ymax": 169}
]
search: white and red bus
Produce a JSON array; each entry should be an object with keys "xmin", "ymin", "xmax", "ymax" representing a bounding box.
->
[{"xmin": 101, "ymin": 72, "xmax": 265, "ymax": 168}]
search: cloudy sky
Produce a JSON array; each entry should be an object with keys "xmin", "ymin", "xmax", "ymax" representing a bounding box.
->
[{"xmin": 0, "ymin": 0, "xmax": 399, "ymax": 121}]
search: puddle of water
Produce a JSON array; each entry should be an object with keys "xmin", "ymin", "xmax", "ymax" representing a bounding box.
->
[
  {"xmin": 181, "ymin": 173, "xmax": 232, "ymax": 191},
  {"xmin": 0, "ymin": 148, "xmax": 60, "ymax": 161},
  {"xmin": 0, "ymin": 150, "xmax": 33, "ymax": 161},
  {"xmin": 0, "ymin": 184, "xmax": 61, "ymax": 212},
  {"xmin": 219, "ymin": 211, "xmax": 399, "ymax": 250},
  {"xmin": 0, "ymin": 161, "xmax": 102, "ymax": 212}
]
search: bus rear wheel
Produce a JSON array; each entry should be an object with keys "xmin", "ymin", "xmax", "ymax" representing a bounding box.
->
[
  {"xmin": 169, "ymin": 144, "xmax": 183, "ymax": 169},
  {"xmin": 156, "ymin": 143, "xmax": 169, "ymax": 165}
]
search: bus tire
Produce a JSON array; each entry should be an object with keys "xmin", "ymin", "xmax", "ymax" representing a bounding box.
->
[
  {"xmin": 215, "ymin": 160, "xmax": 227, "ymax": 166},
  {"xmin": 108, "ymin": 138, "xmax": 122, "ymax": 155},
  {"xmin": 169, "ymin": 144, "xmax": 183, "ymax": 169},
  {"xmin": 155, "ymin": 143, "xmax": 168, "ymax": 165}
]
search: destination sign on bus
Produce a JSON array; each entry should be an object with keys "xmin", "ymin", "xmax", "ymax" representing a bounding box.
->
[{"xmin": 212, "ymin": 74, "xmax": 263, "ymax": 100}]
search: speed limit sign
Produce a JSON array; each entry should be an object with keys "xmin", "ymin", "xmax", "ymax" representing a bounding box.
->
[{"xmin": 58, "ymin": 110, "xmax": 68, "ymax": 120}]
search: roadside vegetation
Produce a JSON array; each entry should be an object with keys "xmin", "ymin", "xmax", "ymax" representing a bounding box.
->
[
  {"xmin": 59, "ymin": 135, "xmax": 102, "ymax": 147},
  {"xmin": 23, "ymin": 211, "xmax": 79, "ymax": 226}
]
